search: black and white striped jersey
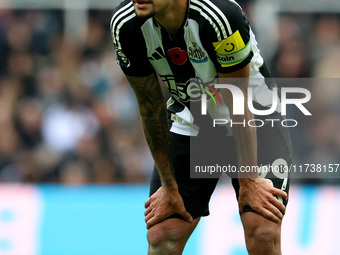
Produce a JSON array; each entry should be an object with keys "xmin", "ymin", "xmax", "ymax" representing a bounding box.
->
[{"xmin": 111, "ymin": 0, "xmax": 278, "ymax": 136}]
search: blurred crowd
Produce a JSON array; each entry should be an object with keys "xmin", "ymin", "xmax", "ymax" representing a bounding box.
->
[
  {"xmin": 270, "ymin": 12, "xmax": 340, "ymax": 183},
  {"xmin": 0, "ymin": 4, "xmax": 339, "ymax": 185},
  {"xmin": 0, "ymin": 9, "xmax": 153, "ymax": 184}
]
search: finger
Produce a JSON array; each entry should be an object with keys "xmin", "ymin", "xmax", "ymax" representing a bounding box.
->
[
  {"xmin": 145, "ymin": 198, "xmax": 151, "ymax": 208},
  {"xmin": 238, "ymin": 197, "xmax": 249, "ymax": 214},
  {"xmin": 238, "ymin": 200, "xmax": 246, "ymax": 214},
  {"xmin": 144, "ymin": 210, "xmax": 154, "ymax": 223},
  {"xmin": 257, "ymin": 207, "xmax": 280, "ymax": 224},
  {"xmin": 271, "ymin": 188, "xmax": 288, "ymax": 200},
  {"xmin": 264, "ymin": 201, "xmax": 283, "ymax": 220},
  {"xmin": 272, "ymin": 200, "xmax": 286, "ymax": 215},
  {"xmin": 144, "ymin": 206, "xmax": 152, "ymax": 216},
  {"xmin": 179, "ymin": 209, "xmax": 193, "ymax": 223},
  {"xmin": 269, "ymin": 196, "xmax": 286, "ymax": 214},
  {"xmin": 146, "ymin": 215, "xmax": 163, "ymax": 230}
]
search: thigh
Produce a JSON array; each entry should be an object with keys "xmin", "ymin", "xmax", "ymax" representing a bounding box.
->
[
  {"xmin": 232, "ymin": 119, "xmax": 292, "ymax": 210},
  {"xmin": 150, "ymin": 132, "xmax": 220, "ymax": 219},
  {"xmin": 241, "ymin": 212, "xmax": 282, "ymax": 255}
]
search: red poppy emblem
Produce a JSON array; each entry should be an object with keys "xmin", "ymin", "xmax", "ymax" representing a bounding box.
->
[{"xmin": 167, "ymin": 47, "xmax": 188, "ymax": 65}]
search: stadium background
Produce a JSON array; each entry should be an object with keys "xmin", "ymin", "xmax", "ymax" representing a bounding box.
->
[{"xmin": 0, "ymin": 0, "xmax": 340, "ymax": 254}]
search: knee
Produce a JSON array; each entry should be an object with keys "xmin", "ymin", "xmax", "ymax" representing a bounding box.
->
[
  {"xmin": 254, "ymin": 226, "xmax": 278, "ymax": 244},
  {"xmin": 245, "ymin": 225, "xmax": 279, "ymax": 252},
  {"xmin": 147, "ymin": 224, "xmax": 182, "ymax": 249}
]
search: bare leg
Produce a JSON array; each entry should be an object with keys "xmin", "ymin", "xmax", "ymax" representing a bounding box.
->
[
  {"xmin": 147, "ymin": 217, "xmax": 200, "ymax": 255},
  {"xmin": 241, "ymin": 212, "xmax": 282, "ymax": 255}
]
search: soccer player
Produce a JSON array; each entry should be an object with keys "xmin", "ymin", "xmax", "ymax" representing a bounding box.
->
[{"xmin": 111, "ymin": 0, "xmax": 291, "ymax": 254}]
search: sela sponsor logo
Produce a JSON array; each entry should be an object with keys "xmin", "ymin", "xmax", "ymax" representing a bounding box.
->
[
  {"xmin": 116, "ymin": 49, "xmax": 130, "ymax": 68},
  {"xmin": 201, "ymin": 84, "xmax": 312, "ymax": 128},
  {"xmin": 188, "ymin": 42, "xmax": 208, "ymax": 63},
  {"xmin": 159, "ymin": 75, "xmax": 217, "ymax": 103}
]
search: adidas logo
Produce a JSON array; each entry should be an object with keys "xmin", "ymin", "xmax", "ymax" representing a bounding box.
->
[{"xmin": 148, "ymin": 47, "xmax": 165, "ymax": 61}]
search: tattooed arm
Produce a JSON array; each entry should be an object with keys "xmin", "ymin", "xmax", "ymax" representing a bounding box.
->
[
  {"xmin": 126, "ymin": 73, "xmax": 193, "ymax": 229},
  {"xmin": 126, "ymin": 73, "xmax": 175, "ymax": 188}
]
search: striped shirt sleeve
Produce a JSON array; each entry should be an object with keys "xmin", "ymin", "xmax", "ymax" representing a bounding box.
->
[
  {"xmin": 207, "ymin": 0, "xmax": 253, "ymax": 73},
  {"xmin": 110, "ymin": 1, "xmax": 154, "ymax": 77}
]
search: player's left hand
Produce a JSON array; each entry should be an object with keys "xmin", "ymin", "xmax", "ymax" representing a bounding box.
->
[
  {"xmin": 144, "ymin": 186, "xmax": 193, "ymax": 229},
  {"xmin": 238, "ymin": 178, "xmax": 288, "ymax": 223}
]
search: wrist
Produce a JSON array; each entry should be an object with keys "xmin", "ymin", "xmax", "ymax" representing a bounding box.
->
[
  {"xmin": 162, "ymin": 180, "xmax": 178, "ymax": 191},
  {"xmin": 238, "ymin": 177, "xmax": 256, "ymax": 186},
  {"xmin": 238, "ymin": 165, "xmax": 259, "ymax": 184},
  {"xmin": 162, "ymin": 185, "xmax": 179, "ymax": 193}
]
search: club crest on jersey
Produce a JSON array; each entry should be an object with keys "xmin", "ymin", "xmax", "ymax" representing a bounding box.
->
[
  {"xmin": 116, "ymin": 49, "xmax": 130, "ymax": 68},
  {"xmin": 213, "ymin": 30, "xmax": 251, "ymax": 67},
  {"xmin": 188, "ymin": 42, "xmax": 208, "ymax": 63}
]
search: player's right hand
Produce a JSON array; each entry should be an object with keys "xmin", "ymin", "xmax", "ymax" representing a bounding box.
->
[{"xmin": 144, "ymin": 186, "xmax": 193, "ymax": 229}]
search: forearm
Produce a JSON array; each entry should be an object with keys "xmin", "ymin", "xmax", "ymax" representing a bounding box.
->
[
  {"xmin": 231, "ymin": 109, "xmax": 258, "ymax": 183},
  {"xmin": 218, "ymin": 64, "xmax": 258, "ymax": 183},
  {"xmin": 140, "ymin": 99, "xmax": 176, "ymax": 189},
  {"xmin": 126, "ymin": 74, "xmax": 177, "ymax": 189}
]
